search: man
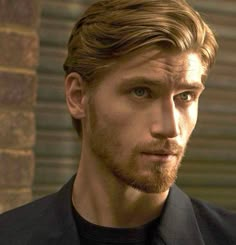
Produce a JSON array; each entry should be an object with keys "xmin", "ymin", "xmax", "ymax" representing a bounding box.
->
[{"xmin": 0, "ymin": 0, "xmax": 235, "ymax": 244}]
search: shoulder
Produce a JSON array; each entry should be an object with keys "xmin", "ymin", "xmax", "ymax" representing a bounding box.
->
[
  {"xmin": 0, "ymin": 193, "xmax": 58, "ymax": 244},
  {"xmin": 191, "ymin": 197, "xmax": 236, "ymax": 225},
  {"xmin": 0, "ymin": 176, "xmax": 76, "ymax": 245},
  {"xmin": 190, "ymin": 197, "xmax": 236, "ymax": 243}
]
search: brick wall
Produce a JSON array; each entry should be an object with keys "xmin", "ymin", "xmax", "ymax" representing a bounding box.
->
[{"xmin": 0, "ymin": 0, "xmax": 40, "ymax": 213}]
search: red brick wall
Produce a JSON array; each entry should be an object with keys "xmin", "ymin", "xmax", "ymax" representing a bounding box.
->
[{"xmin": 0, "ymin": 0, "xmax": 40, "ymax": 213}]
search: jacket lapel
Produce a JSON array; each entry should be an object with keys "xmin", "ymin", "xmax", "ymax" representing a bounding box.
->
[
  {"xmin": 152, "ymin": 184, "xmax": 205, "ymax": 245},
  {"xmin": 52, "ymin": 175, "xmax": 80, "ymax": 245}
]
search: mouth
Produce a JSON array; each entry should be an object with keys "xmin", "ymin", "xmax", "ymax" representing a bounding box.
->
[{"xmin": 141, "ymin": 151, "xmax": 177, "ymax": 163}]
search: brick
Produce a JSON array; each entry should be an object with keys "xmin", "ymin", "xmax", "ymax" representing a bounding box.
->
[
  {"xmin": 0, "ymin": 111, "xmax": 35, "ymax": 149},
  {"xmin": 0, "ymin": 31, "xmax": 38, "ymax": 69},
  {"xmin": 0, "ymin": 150, "xmax": 34, "ymax": 187},
  {"xmin": 0, "ymin": 71, "xmax": 36, "ymax": 107},
  {"xmin": 0, "ymin": 0, "xmax": 40, "ymax": 28},
  {"xmin": 0, "ymin": 188, "xmax": 32, "ymax": 214}
]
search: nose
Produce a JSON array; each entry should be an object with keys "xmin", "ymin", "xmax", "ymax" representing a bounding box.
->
[{"xmin": 150, "ymin": 99, "xmax": 180, "ymax": 139}]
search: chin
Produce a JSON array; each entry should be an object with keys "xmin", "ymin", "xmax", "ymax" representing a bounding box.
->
[
  {"xmin": 129, "ymin": 176, "xmax": 177, "ymax": 194},
  {"xmin": 113, "ymin": 168, "xmax": 178, "ymax": 194}
]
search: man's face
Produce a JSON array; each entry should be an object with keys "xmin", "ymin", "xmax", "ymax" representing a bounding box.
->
[{"xmin": 83, "ymin": 47, "xmax": 205, "ymax": 193}]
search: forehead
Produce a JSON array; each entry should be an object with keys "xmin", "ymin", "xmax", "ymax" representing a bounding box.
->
[{"xmin": 99, "ymin": 47, "xmax": 205, "ymax": 88}]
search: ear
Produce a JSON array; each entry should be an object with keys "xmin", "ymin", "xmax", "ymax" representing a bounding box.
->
[{"xmin": 65, "ymin": 72, "xmax": 88, "ymax": 119}]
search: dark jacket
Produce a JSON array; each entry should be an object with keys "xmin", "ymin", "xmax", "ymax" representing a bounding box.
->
[{"xmin": 0, "ymin": 176, "xmax": 235, "ymax": 245}]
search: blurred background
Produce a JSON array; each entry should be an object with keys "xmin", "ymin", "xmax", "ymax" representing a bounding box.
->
[{"xmin": 0, "ymin": 0, "xmax": 235, "ymax": 213}]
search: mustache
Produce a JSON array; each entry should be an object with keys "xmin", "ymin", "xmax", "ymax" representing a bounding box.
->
[{"xmin": 135, "ymin": 140, "xmax": 184, "ymax": 155}]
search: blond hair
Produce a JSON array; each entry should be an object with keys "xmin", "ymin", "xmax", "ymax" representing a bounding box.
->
[{"xmin": 63, "ymin": 0, "xmax": 218, "ymax": 137}]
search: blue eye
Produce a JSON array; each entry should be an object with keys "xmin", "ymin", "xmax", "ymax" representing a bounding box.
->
[{"xmin": 132, "ymin": 87, "xmax": 150, "ymax": 97}]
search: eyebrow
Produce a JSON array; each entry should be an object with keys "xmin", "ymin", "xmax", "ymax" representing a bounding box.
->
[
  {"xmin": 121, "ymin": 76, "xmax": 205, "ymax": 91},
  {"xmin": 121, "ymin": 77, "xmax": 161, "ymax": 87},
  {"xmin": 176, "ymin": 82, "xmax": 205, "ymax": 91}
]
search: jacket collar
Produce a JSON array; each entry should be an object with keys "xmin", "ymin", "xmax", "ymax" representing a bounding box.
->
[
  {"xmin": 37, "ymin": 176, "xmax": 204, "ymax": 245},
  {"xmin": 34, "ymin": 175, "xmax": 80, "ymax": 245},
  {"xmin": 153, "ymin": 184, "xmax": 205, "ymax": 245}
]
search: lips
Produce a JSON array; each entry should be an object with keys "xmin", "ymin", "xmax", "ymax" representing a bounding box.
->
[
  {"xmin": 142, "ymin": 150, "xmax": 177, "ymax": 155},
  {"xmin": 141, "ymin": 150, "xmax": 177, "ymax": 163}
]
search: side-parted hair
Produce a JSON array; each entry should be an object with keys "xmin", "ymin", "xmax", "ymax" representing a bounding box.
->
[{"xmin": 63, "ymin": 0, "xmax": 218, "ymax": 138}]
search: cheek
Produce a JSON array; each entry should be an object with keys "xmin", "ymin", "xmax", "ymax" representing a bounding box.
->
[
  {"xmin": 99, "ymin": 98, "xmax": 135, "ymax": 128},
  {"xmin": 100, "ymin": 104, "xmax": 146, "ymax": 150}
]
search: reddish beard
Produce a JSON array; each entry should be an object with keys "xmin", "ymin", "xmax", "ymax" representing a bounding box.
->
[{"xmin": 109, "ymin": 140, "xmax": 185, "ymax": 193}]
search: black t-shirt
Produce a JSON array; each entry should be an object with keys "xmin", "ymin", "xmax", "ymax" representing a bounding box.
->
[{"xmin": 73, "ymin": 206, "xmax": 160, "ymax": 245}]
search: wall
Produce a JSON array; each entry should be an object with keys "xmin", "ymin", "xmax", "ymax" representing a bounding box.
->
[
  {"xmin": 0, "ymin": 0, "xmax": 40, "ymax": 213},
  {"xmin": 33, "ymin": 0, "xmax": 98, "ymax": 199}
]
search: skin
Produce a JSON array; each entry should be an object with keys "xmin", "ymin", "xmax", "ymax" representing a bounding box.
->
[{"xmin": 65, "ymin": 46, "xmax": 205, "ymax": 228}]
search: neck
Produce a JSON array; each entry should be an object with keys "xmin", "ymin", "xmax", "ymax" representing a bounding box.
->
[{"xmin": 72, "ymin": 150, "xmax": 169, "ymax": 228}]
